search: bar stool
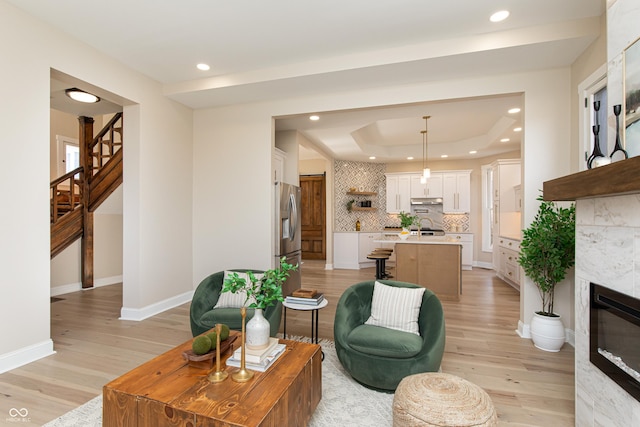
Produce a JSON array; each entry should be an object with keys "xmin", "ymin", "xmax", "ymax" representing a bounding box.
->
[
  {"xmin": 372, "ymin": 248, "xmax": 393, "ymax": 278},
  {"xmin": 367, "ymin": 252, "xmax": 390, "ymax": 280}
]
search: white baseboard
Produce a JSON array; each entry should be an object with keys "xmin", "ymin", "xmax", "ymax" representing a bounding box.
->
[
  {"xmin": 333, "ymin": 263, "xmax": 360, "ymax": 270},
  {"xmin": 565, "ymin": 328, "xmax": 576, "ymax": 347},
  {"xmin": 0, "ymin": 340, "xmax": 55, "ymax": 374},
  {"xmin": 516, "ymin": 320, "xmax": 531, "ymax": 339},
  {"xmin": 474, "ymin": 261, "xmax": 494, "ymax": 269},
  {"xmin": 120, "ymin": 290, "xmax": 194, "ymax": 321},
  {"xmin": 51, "ymin": 275, "xmax": 123, "ymax": 296},
  {"xmin": 324, "ymin": 263, "xmax": 333, "ymax": 270}
]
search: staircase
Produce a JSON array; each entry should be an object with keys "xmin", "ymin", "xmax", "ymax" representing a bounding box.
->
[{"xmin": 50, "ymin": 113, "xmax": 123, "ymax": 287}]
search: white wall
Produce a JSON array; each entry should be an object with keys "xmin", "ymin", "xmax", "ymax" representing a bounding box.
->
[
  {"xmin": 0, "ymin": 0, "xmax": 193, "ymax": 371},
  {"xmin": 193, "ymin": 68, "xmax": 573, "ymax": 338}
]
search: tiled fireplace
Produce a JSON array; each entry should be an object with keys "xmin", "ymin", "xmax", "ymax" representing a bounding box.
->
[
  {"xmin": 574, "ymin": 192, "xmax": 640, "ymax": 425},
  {"xmin": 545, "ymin": 158, "xmax": 640, "ymax": 425}
]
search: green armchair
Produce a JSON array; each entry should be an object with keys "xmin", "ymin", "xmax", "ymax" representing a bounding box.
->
[
  {"xmin": 334, "ymin": 280, "xmax": 445, "ymax": 391},
  {"xmin": 190, "ymin": 270, "xmax": 282, "ymax": 337}
]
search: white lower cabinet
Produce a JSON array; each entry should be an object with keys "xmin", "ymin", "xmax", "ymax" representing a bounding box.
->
[
  {"xmin": 446, "ymin": 233, "xmax": 473, "ymax": 270},
  {"xmin": 495, "ymin": 236, "xmax": 520, "ymax": 288},
  {"xmin": 334, "ymin": 232, "xmax": 381, "ymax": 269},
  {"xmin": 358, "ymin": 233, "xmax": 379, "ymax": 264}
]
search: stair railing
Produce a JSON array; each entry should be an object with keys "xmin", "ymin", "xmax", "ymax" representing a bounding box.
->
[
  {"xmin": 50, "ymin": 167, "xmax": 83, "ymax": 224},
  {"xmin": 87, "ymin": 112, "xmax": 123, "ymax": 177}
]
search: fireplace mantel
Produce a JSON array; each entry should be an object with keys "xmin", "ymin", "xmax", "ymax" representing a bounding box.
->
[{"xmin": 543, "ymin": 156, "xmax": 640, "ymax": 201}]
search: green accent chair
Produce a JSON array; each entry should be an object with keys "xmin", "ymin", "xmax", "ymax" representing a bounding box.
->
[
  {"xmin": 334, "ymin": 280, "xmax": 445, "ymax": 391},
  {"xmin": 190, "ymin": 270, "xmax": 282, "ymax": 337}
]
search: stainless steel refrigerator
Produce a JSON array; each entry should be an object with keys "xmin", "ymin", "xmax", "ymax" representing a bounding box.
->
[{"xmin": 275, "ymin": 182, "xmax": 302, "ymax": 297}]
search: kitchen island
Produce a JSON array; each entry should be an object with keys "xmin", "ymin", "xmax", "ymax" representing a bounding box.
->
[{"xmin": 375, "ymin": 236, "xmax": 462, "ymax": 301}]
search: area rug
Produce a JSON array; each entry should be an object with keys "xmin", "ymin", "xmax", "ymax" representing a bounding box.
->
[{"xmin": 44, "ymin": 338, "xmax": 394, "ymax": 427}]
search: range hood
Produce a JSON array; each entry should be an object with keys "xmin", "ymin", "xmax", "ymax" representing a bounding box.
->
[{"xmin": 410, "ymin": 197, "xmax": 443, "ymax": 205}]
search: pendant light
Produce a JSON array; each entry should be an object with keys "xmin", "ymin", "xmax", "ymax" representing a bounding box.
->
[{"xmin": 421, "ymin": 115, "xmax": 431, "ymax": 180}]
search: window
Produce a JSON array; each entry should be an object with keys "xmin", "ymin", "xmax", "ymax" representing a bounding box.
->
[
  {"xmin": 578, "ymin": 64, "xmax": 607, "ymax": 171},
  {"xmin": 481, "ymin": 164, "xmax": 493, "ymax": 252},
  {"xmin": 56, "ymin": 135, "xmax": 79, "ymax": 177}
]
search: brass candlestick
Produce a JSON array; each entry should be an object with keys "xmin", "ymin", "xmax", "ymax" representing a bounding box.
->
[
  {"xmin": 207, "ymin": 323, "xmax": 228, "ymax": 383},
  {"xmin": 232, "ymin": 306, "xmax": 254, "ymax": 382}
]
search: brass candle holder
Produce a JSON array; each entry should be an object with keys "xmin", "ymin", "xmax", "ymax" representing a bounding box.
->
[
  {"xmin": 231, "ymin": 306, "xmax": 254, "ymax": 382},
  {"xmin": 207, "ymin": 323, "xmax": 228, "ymax": 383}
]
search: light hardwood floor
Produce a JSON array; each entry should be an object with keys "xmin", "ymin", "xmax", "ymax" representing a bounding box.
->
[{"xmin": 0, "ymin": 261, "xmax": 574, "ymax": 426}]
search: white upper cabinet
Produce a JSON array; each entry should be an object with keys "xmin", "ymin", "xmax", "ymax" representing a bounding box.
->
[
  {"xmin": 385, "ymin": 174, "xmax": 411, "ymax": 213},
  {"xmin": 442, "ymin": 171, "xmax": 471, "ymax": 213},
  {"xmin": 410, "ymin": 173, "xmax": 443, "ymax": 198}
]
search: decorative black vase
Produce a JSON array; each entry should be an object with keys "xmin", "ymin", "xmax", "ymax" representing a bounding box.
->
[
  {"xmin": 587, "ymin": 101, "xmax": 609, "ymax": 169},
  {"xmin": 610, "ymin": 104, "xmax": 628, "ymax": 161}
]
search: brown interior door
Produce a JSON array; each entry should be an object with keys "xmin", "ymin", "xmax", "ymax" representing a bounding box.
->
[{"xmin": 300, "ymin": 174, "xmax": 326, "ymax": 260}]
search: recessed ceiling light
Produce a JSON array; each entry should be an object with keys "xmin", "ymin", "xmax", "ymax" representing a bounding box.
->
[
  {"xmin": 309, "ymin": 115, "xmax": 320, "ymax": 121},
  {"xmin": 501, "ymin": 138, "xmax": 510, "ymax": 142},
  {"xmin": 508, "ymin": 108, "xmax": 521, "ymax": 114},
  {"xmin": 469, "ymin": 150, "xmax": 477, "ymax": 154},
  {"xmin": 490, "ymin": 10, "xmax": 510, "ymax": 23},
  {"xmin": 196, "ymin": 63, "xmax": 210, "ymax": 71},
  {"xmin": 514, "ymin": 127, "xmax": 522, "ymax": 132},
  {"xmin": 65, "ymin": 88, "xmax": 100, "ymax": 103},
  {"xmin": 407, "ymin": 157, "xmax": 414, "ymax": 160},
  {"xmin": 441, "ymin": 154, "xmax": 448, "ymax": 158},
  {"xmin": 369, "ymin": 156, "xmax": 376, "ymax": 160}
]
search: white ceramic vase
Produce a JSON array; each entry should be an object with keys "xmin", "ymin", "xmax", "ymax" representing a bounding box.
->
[
  {"xmin": 530, "ymin": 312, "xmax": 565, "ymax": 352},
  {"xmin": 246, "ymin": 308, "xmax": 270, "ymax": 350}
]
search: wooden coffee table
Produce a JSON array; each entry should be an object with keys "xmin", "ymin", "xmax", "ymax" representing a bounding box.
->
[{"xmin": 103, "ymin": 330, "xmax": 322, "ymax": 426}]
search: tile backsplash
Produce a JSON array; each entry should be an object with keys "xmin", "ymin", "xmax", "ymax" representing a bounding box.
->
[{"xmin": 334, "ymin": 160, "xmax": 386, "ymax": 231}]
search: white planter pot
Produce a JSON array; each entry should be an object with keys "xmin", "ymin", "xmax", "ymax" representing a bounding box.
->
[
  {"xmin": 246, "ymin": 308, "xmax": 270, "ymax": 350},
  {"xmin": 530, "ymin": 312, "xmax": 565, "ymax": 352}
]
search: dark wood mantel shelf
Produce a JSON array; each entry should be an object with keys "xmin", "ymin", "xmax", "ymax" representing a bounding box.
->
[{"xmin": 543, "ymin": 156, "xmax": 640, "ymax": 201}]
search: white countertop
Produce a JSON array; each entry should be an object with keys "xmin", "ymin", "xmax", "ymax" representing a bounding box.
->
[{"xmin": 374, "ymin": 235, "xmax": 461, "ymax": 245}]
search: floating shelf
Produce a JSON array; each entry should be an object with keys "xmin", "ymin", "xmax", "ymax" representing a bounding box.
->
[
  {"xmin": 351, "ymin": 207, "xmax": 377, "ymax": 211},
  {"xmin": 347, "ymin": 191, "xmax": 377, "ymax": 196}
]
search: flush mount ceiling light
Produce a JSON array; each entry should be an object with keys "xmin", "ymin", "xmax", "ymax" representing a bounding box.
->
[
  {"xmin": 501, "ymin": 138, "xmax": 510, "ymax": 142},
  {"xmin": 407, "ymin": 156, "xmax": 414, "ymax": 160},
  {"xmin": 490, "ymin": 10, "xmax": 510, "ymax": 23},
  {"xmin": 369, "ymin": 156, "xmax": 376, "ymax": 160},
  {"xmin": 196, "ymin": 63, "xmax": 210, "ymax": 71},
  {"xmin": 309, "ymin": 115, "xmax": 320, "ymax": 121},
  {"xmin": 469, "ymin": 150, "xmax": 478, "ymax": 154},
  {"xmin": 514, "ymin": 127, "xmax": 522, "ymax": 132},
  {"xmin": 508, "ymin": 107, "xmax": 521, "ymax": 114},
  {"xmin": 65, "ymin": 88, "xmax": 100, "ymax": 103}
]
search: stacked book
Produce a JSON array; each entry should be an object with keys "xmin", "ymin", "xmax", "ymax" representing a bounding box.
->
[
  {"xmin": 285, "ymin": 289, "xmax": 325, "ymax": 306},
  {"xmin": 226, "ymin": 338, "xmax": 286, "ymax": 372}
]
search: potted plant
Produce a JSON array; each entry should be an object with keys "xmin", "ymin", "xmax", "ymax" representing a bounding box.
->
[
  {"xmin": 223, "ymin": 257, "xmax": 298, "ymax": 349},
  {"xmin": 518, "ymin": 195, "xmax": 575, "ymax": 352},
  {"xmin": 346, "ymin": 199, "xmax": 355, "ymax": 212},
  {"xmin": 398, "ymin": 211, "xmax": 420, "ymax": 240},
  {"xmin": 398, "ymin": 211, "xmax": 420, "ymax": 230}
]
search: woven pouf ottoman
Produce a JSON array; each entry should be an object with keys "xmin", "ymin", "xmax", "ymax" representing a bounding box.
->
[{"xmin": 392, "ymin": 373, "xmax": 497, "ymax": 427}]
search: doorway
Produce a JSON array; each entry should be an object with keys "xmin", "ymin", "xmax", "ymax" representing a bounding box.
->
[{"xmin": 300, "ymin": 174, "xmax": 326, "ymax": 260}]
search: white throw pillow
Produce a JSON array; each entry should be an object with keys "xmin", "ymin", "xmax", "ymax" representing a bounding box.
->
[
  {"xmin": 214, "ymin": 271, "xmax": 262, "ymax": 309},
  {"xmin": 364, "ymin": 281, "xmax": 425, "ymax": 335}
]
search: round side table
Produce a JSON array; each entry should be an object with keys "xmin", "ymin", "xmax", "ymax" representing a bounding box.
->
[{"xmin": 282, "ymin": 298, "xmax": 329, "ymax": 344}]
